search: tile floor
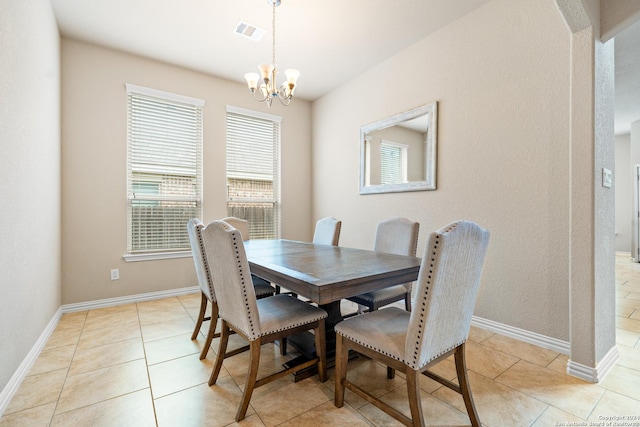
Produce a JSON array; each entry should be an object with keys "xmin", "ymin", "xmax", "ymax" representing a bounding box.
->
[{"xmin": 1, "ymin": 253, "xmax": 640, "ymax": 426}]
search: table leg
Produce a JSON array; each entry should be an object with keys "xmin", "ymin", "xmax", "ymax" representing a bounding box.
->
[{"xmin": 283, "ymin": 300, "xmax": 345, "ymax": 381}]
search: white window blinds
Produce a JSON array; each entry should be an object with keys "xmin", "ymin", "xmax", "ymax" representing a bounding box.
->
[
  {"xmin": 126, "ymin": 84, "xmax": 203, "ymax": 254},
  {"xmin": 380, "ymin": 141, "xmax": 408, "ymax": 185},
  {"xmin": 226, "ymin": 107, "xmax": 281, "ymax": 240}
]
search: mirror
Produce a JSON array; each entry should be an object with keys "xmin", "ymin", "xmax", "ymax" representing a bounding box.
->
[{"xmin": 359, "ymin": 101, "xmax": 437, "ymax": 194}]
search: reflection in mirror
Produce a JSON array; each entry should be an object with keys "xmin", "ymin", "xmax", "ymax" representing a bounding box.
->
[{"xmin": 360, "ymin": 101, "xmax": 437, "ymax": 194}]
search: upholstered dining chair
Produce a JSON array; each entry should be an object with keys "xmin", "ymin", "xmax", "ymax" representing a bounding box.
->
[
  {"xmin": 202, "ymin": 220, "xmax": 329, "ymax": 422},
  {"xmin": 187, "ymin": 218, "xmax": 219, "ymax": 360},
  {"xmin": 334, "ymin": 221, "xmax": 490, "ymax": 427},
  {"xmin": 347, "ymin": 217, "xmax": 419, "ymax": 313},
  {"xmin": 221, "ymin": 216, "xmax": 276, "ymax": 298},
  {"xmin": 188, "ymin": 217, "xmax": 274, "ymax": 359},
  {"xmin": 312, "ymin": 216, "xmax": 342, "ymax": 246}
]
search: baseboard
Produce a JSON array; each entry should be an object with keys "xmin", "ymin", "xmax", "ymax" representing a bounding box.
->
[
  {"xmin": 0, "ymin": 286, "xmax": 199, "ymax": 416},
  {"xmin": 61, "ymin": 286, "xmax": 199, "ymax": 313},
  {"xmin": 471, "ymin": 315, "xmax": 571, "ymax": 355},
  {"xmin": 0, "ymin": 307, "xmax": 62, "ymax": 416},
  {"xmin": 567, "ymin": 345, "xmax": 620, "ymax": 383}
]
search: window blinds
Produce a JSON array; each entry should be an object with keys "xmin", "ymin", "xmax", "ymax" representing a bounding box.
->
[
  {"xmin": 126, "ymin": 84, "xmax": 203, "ymax": 253},
  {"xmin": 380, "ymin": 142, "xmax": 406, "ymax": 185},
  {"xmin": 226, "ymin": 109, "xmax": 281, "ymax": 240}
]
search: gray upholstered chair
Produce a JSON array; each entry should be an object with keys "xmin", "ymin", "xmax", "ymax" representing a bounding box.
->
[
  {"xmin": 347, "ymin": 217, "xmax": 419, "ymax": 314},
  {"xmin": 312, "ymin": 216, "xmax": 342, "ymax": 245},
  {"xmin": 187, "ymin": 218, "xmax": 220, "ymax": 360},
  {"xmin": 202, "ymin": 220, "xmax": 328, "ymax": 422},
  {"xmin": 221, "ymin": 216, "xmax": 276, "ymax": 298},
  {"xmin": 188, "ymin": 217, "xmax": 274, "ymax": 360},
  {"xmin": 334, "ymin": 221, "xmax": 490, "ymax": 427}
]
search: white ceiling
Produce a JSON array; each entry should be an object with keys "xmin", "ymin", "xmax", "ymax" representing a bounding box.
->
[{"xmin": 51, "ymin": 0, "xmax": 640, "ymax": 134}]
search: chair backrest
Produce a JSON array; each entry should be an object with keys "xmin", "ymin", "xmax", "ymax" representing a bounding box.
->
[
  {"xmin": 187, "ymin": 218, "xmax": 216, "ymax": 302},
  {"xmin": 200, "ymin": 220, "xmax": 261, "ymax": 340},
  {"xmin": 222, "ymin": 216, "xmax": 250, "ymax": 241},
  {"xmin": 374, "ymin": 217, "xmax": 419, "ymax": 292},
  {"xmin": 374, "ymin": 217, "xmax": 419, "ymax": 257},
  {"xmin": 313, "ymin": 217, "xmax": 342, "ymax": 246},
  {"xmin": 405, "ymin": 221, "xmax": 490, "ymax": 370}
]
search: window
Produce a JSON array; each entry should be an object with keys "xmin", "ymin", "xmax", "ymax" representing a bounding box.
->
[
  {"xmin": 380, "ymin": 140, "xmax": 408, "ymax": 185},
  {"xmin": 125, "ymin": 84, "xmax": 203, "ymax": 259},
  {"xmin": 226, "ymin": 106, "xmax": 281, "ymax": 240}
]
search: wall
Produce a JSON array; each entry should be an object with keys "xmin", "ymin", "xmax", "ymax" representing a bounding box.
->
[
  {"xmin": 631, "ymin": 120, "xmax": 640, "ymax": 259},
  {"xmin": 601, "ymin": 0, "xmax": 640, "ymax": 41},
  {"xmin": 61, "ymin": 39, "xmax": 312, "ymax": 305},
  {"xmin": 615, "ymin": 133, "xmax": 631, "ymax": 252},
  {"xmin": 0, "ymin": 0, "xmax": 61, "ymax": 399},
  {"xmin": 312, "ymin": 0, "xmax": 572, "ymax": 340}
]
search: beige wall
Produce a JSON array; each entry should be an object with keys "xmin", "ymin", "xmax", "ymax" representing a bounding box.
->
[
  {"xmin": 601, "ymin": 0, "xmax": 640, "ymax": 40},
  {"xmin": 312, "ymin": 0, "xmax": 572, "ymax": 340},
  {"xmin": 61, "ymin": 39, "xmax": 312, "ymax": 304},
  {"xmin": 0, "ymin": 0, "xmax": 61, "ymax": 396}
]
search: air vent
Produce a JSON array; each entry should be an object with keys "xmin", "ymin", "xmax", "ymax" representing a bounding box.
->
[{"xmin": 234, "ymin": 21, "xmax": 265, "ymax": 41}]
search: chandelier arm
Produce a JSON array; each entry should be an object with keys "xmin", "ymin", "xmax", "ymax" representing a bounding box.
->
[
  {"xmin": 277, "ymin": 96, "xmax": 292, "ymax": 106},
  {"xmin": 250, "ymin": 90, "xmax": 269, "ymax": 102}
]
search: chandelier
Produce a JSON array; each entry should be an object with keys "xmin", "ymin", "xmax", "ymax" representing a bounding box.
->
[{"xmin": 244, "ymin": 0, "xmax": 299, "ymax": 107}]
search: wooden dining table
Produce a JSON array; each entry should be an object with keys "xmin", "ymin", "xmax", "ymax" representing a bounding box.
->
[{"xmin": 244, "ymin": 239, "xmax": 421, "ymax": 380}]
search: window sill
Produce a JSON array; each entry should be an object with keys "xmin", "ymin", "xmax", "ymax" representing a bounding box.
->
[{"xmin": 123, "ymin": 251, "xmax": 192, "ymax": 262}]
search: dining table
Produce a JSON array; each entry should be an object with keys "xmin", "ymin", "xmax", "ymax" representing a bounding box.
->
[{"xmin": 244, "ymin": 239, "xmax": 421, "ymax": 380}]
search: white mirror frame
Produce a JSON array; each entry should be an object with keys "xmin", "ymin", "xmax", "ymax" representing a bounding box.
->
[{"xmin": 359, "ymin": 101, "xmax": 437, "ymax": 195}]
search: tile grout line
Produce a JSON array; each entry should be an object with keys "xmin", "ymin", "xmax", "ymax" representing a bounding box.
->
[
  {"xmin": 47, "ymin": 310, "xmax": 88, "ymax": 427},
  {"xmin": 136, "ymin": 300, "xmax": 160, "ymax": 427}
]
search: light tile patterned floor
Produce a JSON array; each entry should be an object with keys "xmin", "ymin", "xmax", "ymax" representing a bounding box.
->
[{"xmin": 2, "ymin": 253, "xmax": 640, "ymax": 426}]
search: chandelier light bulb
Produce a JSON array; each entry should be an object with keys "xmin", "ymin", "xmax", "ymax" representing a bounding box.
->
[{"xmin": 244, "ymin": 73, "xmax": 259, "ymax": 91}]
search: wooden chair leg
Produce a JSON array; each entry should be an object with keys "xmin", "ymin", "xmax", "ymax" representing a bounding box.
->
[
  {"xmin": 387, "ymin": 366, "xmax": 396, "ymax": 379},
  {"xmin": 208, "ymin": 321, "xmax": 230, "ymax": 386},
  {"xmin": 314, "ymin": 320, "xmax": 327, "ymax": 382},
  {"xmin": 280, "ymin": 338, "xmax": 287, "ymax": 355},
  {"xmin": 334, "ymin": 334, "xmax": 348, "ymax": 407},
  {"xmin": 236, "ymin": 340, "xmax": 262, "ymax": 422},
  {"xmin": 199, "ymin": 302, "xmax": 219, "ymax": 360},
  {"xmin": 406, "ymin": 370, "xmax": 425, "ymax": 427},
  {"xmin": 191, "ymin": 292, "xmax": 207, "ymax": 340},
  {"xmin": 455, "ymin": 343, "xmax": 481, "ymax": 427}
]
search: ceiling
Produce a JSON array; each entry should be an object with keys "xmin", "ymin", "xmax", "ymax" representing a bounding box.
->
[{"xmin": 51, "ymin": 0, "xmax": 640, "ymax": 134}]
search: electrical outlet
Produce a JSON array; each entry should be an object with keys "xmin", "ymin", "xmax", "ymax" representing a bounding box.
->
[{"xmin": 110, "ymin": 269, "xmax": 120, "ymax": 280}]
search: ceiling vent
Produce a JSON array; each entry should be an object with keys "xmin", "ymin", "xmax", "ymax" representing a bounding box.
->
[{"xmin": 234, "ymin": 21, "xmax": 265, "ymax": 41}]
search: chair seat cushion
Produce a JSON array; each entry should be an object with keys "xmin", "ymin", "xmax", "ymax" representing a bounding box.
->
[
  {"xmin": 257, "ymin": 294, "xmax": 328, "ymax": 337},
  {"xmin": 335, "ymin": 307, "xmax": 409, "ymax": 363},
  {"xmin": 348, "ymin": 285, "xmax": 408, "ymax": 305},
  {"xmin": 252, "ymin": 276, "xmax": 275, "ymax": 297}
]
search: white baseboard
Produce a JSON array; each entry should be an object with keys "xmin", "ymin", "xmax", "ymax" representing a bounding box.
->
[
  {"xmin": 567, "ymin": 345, "xmax": 620, "ymax": 383},
  {"xmin": 61, "ymin": 286, "xmax": 199, "ymax": 313},
  {"xmin": 471, "ymin": 315, "xmax": 571, "ymax": 354},
  {"xmin": 472, "ymin": 316, "xmax": 620, "ymax": 383},
  {"xmin": 0, "ymin": 286, "xmax": 199, "ymax": 416},
  {"xmin": 0, "ymin": 307, "xmax": 62, "ymax": 416}
]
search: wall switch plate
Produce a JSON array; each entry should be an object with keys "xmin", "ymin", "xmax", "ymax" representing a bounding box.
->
[
  {"xmin": 602, "ymin": 168, "xmax": 612, "ymax": 188},
  {"xmin": 110, "ymin": 269, "xmax": 120, "ymax": 280}
]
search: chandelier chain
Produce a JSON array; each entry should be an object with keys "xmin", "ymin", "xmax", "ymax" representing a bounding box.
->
[{"xmin": 272, "ymin": 1, "xmax": 276, "ymax": 69}]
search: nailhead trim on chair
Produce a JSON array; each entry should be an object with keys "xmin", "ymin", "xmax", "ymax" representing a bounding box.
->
[
  {"xmin": 195, "ymin": 222, "xmax": 216, "ymax": 302},
  {"xmin": 409, "ymin": 221, "xmax": 465, "ymax": 369},
  {"xmin": 231, "ymin": 231, "xmax": 258, "ymax": 338},
  {"xmin": 340, "ymin": 334, "xmax": 406, "ymax": 363}
]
